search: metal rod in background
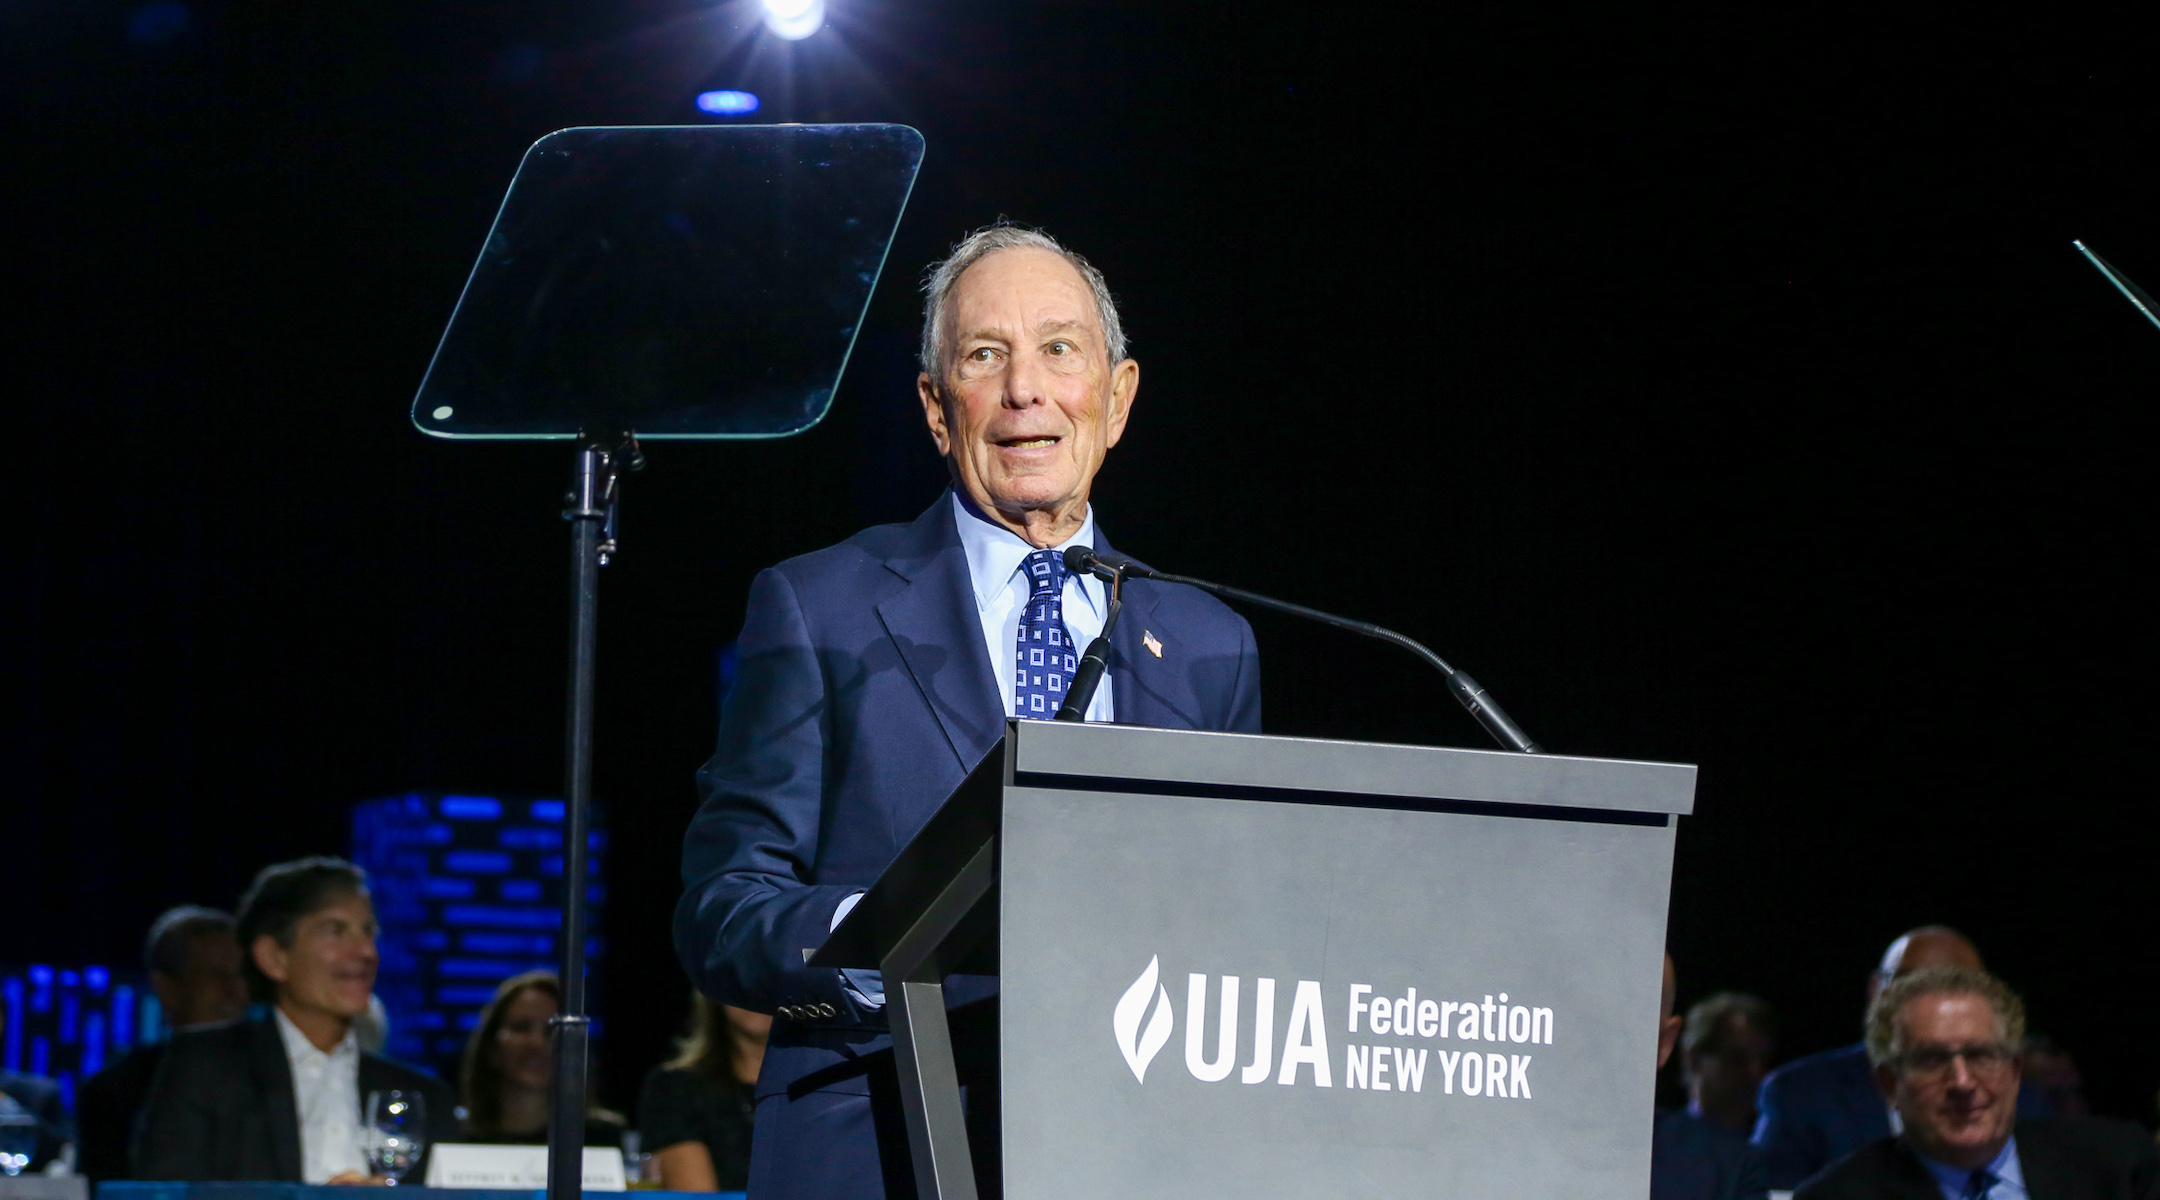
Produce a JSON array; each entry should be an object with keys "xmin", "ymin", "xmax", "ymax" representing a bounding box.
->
[{"xmin": 546, "ymin": 438, "xmax": 615, "ymax": 1200}]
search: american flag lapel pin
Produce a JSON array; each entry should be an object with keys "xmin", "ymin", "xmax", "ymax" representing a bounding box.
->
[{"xmin": 1142, "ymin": 630, "xmax": 1164, "ymax": 658}]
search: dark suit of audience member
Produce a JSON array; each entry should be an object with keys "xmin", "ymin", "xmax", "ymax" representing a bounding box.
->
[
  {"xmin": 134, "ymin": 857, "xmax": 453, "ymax": 1182},
  {"xmin": 0, "ymin": 1069, "xmax": 69, "ymax": 1173},
  {"xmin": 1796, "ymin": 1117, "xmax": 2160, "ymax": 1200},
  {"xmin": 78, "ymin": 1045, "xmax": 165, "ymax": 1181},
  {"xmin": 132, "ymin": 1018, "xmax": 452, "ymax": 1180},
  {"xmin": 1754, "ymin": 925, "xmax": 2050, "ymax": 1190},
  {"xmin": 78, "ymin": 904, "xmax": 251, "ymax": 1183},
  {"xmin": 1797, "ymin": 965, "xmax": 2137, "ymax": 1200},
  {"xmin": 1654, "ymin": 1105, "xmax": 1767, "ymax": 1200}
]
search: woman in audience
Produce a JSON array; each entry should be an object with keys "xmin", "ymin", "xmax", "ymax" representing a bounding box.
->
[
  {"xmin": 636, "ymin": 993, "xmax": 768, "ymax": 1190},
  {"xmin": 459, "ymin": 971, "xmax": 627, "ymax": 1147}
]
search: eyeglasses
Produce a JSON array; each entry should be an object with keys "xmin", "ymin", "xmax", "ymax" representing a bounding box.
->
[{"xmin": 1894, "ymin": 1043, "xmax": 2017, "ymax": 1081}]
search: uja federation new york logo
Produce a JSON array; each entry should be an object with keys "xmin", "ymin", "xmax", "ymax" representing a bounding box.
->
[{"xmin": 1112, "ymin": 955, "xmax": 1558, "ymax": 1099}]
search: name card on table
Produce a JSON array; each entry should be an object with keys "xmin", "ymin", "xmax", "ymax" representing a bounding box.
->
[{"xmin": 424, "ymin": 1144, "xmax": 627, "ymax": 1190}]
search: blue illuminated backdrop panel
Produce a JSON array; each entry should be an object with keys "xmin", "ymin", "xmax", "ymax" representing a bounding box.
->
[
  {"xmin": 351, "ymin": 793, "xmax": 606, "ymax": 1078},
  {"xmin": 0, "ymin": 964, "xmax": 162, "ymax": 1120}
]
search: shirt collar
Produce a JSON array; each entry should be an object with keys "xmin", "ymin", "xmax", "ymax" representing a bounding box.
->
[
  {"xmin": 272, "ymin": 1005, "xmax": 358, "ymax": 1065},
  {"xmin": 1912, "ymin": 1135, "xmax": 2022, "ymax": 1198},
  {"xmin": 949, "ymin": 489, "xmax": 1104, "ymax": 617}
]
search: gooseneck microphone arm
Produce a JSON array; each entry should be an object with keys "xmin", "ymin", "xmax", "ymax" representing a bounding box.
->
[
  {"xmin": 1054, "ymin": 559, "xmax": 1124, "ymax": 722},
  {"xmin": 1062, "ymin": 547, "xmax": 1542, "ymax": 754}
]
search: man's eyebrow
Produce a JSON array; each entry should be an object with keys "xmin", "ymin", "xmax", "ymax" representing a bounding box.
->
[
  {"xmin": 1035, "ymin": 318, "xmax": 1087, "ymax": 336},
  {"xmin": 954, "ymin": 327, "xmax": 1008, "ymax": 346}
]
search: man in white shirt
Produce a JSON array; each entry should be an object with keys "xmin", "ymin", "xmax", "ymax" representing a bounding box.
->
[{"xmin": 134, "ymin": 857, "xmax": 455, "ymax": 1182}]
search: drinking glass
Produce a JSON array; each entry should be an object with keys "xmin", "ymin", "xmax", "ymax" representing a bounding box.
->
[
  {"xmin": 0, "ymin": 1110, "xmax": 38, "ymax": 1177},
  {"xmin": 359, "ymin": 1090, "xmax": 428, "ymax": 1185}
]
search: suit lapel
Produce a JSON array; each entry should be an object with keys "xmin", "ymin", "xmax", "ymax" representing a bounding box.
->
[
  {"xmin": 875, "ymin": 498, "xmax": 1005, "ymax": 771},
  {"xmin": 2011, "ymin": 1125, "xmax": 2081, "ymax": 1200},
  {"xmin": 1093, "ymin": 532, "xmax": 1195, "ymax": 730},
  {"xmin": 249, "ymin": 1020, "xmax": 304, "ymax": 1182}
]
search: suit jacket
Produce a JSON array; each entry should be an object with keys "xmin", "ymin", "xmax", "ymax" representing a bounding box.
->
[
  {"xmin": 78, "ymin": 1042, "xmax": 165, "ymax": 1182},
  {"xmin": 1753, "ymin": 1042, "xmax": 2054, "ymax": 1189},
  {"xmin": 1794, "ymin": 1117, "xmax": 2160, "ymax": 1200},
  {"xmin": 674, "ymin": 494, "xmax": 1262, "ymax": 1101},
  {"xmin": 0, "ymin": 1069, "xmax": 70, "ymax": 1172},
  {"xmin": 1652, "ymin": 1106, "xmax": 1767, "ymax": 1200},
  {"xmin": 131, "ymin": 1018, "xmax": 456, "ymax": 1181}
]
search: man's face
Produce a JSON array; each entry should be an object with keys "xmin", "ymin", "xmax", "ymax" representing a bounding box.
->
[
  {"xmin": 254, "ymin": 889, "xmax": 379, "ymax": 1025},
  {"xmin": 1875, "ymin": 992, "xmax": 2019, "ymax": 1169},
  {"xmin": 155, "ymin": 932, "xmax": 250, "ymax": 1028},
  {"xmin": 1687, "ymin": 1015, "xmax": 1775, "ymax": 1120},
  {"xmin": 918, "ymin": 247, "xmax": 1137, "ymax": 539}
]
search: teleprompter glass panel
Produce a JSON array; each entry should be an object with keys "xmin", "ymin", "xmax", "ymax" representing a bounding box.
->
[{"xmin": 412, "ymin": 124, "xmax": 924, "ymax": 440}]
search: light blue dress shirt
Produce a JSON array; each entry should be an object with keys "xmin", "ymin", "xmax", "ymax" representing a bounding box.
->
[
  {"xmin": 831, "ymin": 490, "xmax": 1119, "ymax": 1010},
  {"xmin": 948, "ymin": 489, "xmax": 1114, "ymax": 723},
  {"xmin": 1914, "ymin": 1137, "xmax": 2027, "ymax": 1200}
]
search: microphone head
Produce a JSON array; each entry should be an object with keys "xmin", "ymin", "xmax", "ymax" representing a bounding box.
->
[{"xmin": 1062, "ymin": 545, "xmax": 1099, "ymax": 577}]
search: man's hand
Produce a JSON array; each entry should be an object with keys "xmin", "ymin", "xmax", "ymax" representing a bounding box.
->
[{"xmin": 324, "ymin": 1170, "xmax": 389, "ymax": 1185}]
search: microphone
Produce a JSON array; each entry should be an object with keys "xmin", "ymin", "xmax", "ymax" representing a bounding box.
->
[
  {"xmin": 1056, "ymin": 545, "xmax": 1540, "ymax": 753},
  {"xmin": 1054, "ymin": 546, "xmax": 1126, "ymax": 722}
]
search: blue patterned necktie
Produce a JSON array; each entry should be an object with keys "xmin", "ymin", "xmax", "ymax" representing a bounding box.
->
[
  {"xmin": 1963, "ymin": 1169, "xmax": 1999, "ymax": 1200},
  {"xmin": 1013, "ymin": 548, "xmax": 1077, "ymax": 719}
]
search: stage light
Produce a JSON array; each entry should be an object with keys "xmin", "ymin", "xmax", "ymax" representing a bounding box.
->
[
  {"xmin": 760, "ymin": 0, "xmax": 825, "ymax": 40},
  {"xmin": 696, "ymin": 89, "xmax": 762, "ymax": 116}
]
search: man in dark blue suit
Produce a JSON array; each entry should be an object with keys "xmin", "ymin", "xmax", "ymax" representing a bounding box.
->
[
  {"xmin": 1753, "ymin": 927, "xmax": 2051, "ymax": 1192},
  {"xmin": 674, "ymin": 224, "xmax": 1261, "ymax": 1200}
]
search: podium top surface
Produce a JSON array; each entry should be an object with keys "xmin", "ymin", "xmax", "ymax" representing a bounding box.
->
[{"xmin": 1008, "ymin": 722, "xmax": 1696, "ymax": 816}]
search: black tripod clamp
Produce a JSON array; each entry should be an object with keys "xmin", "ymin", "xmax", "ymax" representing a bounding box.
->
[{"xmin": 563, "ymin": 431, "xmax": 645, "ymax": 564}]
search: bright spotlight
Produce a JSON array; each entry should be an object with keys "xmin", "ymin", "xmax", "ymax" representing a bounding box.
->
[
  {"xmin": 761, "ymin": 0, "xmax": 824, "ymax": 40},
  {"xmin": 696, "ymin": 89, "xmax": 761, "ymax": 116}
]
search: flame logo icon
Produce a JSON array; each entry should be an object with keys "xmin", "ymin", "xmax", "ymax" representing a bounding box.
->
[{"xmin": 1112, "ymin": 954, "xmax": 1176, "ymax": 1082}]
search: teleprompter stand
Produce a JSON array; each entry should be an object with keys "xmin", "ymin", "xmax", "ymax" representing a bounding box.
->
[
  {"xmin": 815, "ymin": 720, "xmax": 1697, "ymax": 1200},
  {"xmin": 545, "ymin": 432, "xmax": 641, "ymax": 1200}
]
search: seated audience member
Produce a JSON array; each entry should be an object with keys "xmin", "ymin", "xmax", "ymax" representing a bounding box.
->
[
  {"xmin": 1653, "ymin": 955, "xmax": 1766, "ymax": 1200},
  {"xmin": 133, "ymin": 857, "xmax": 455, "ymax": 1182},
  {"xmin": 0, "ymin": 1007, "xmax": 69, "ymax": 1174},
  {"xmin": 1685, "ymin": 992, "xmax": 1778, "ymax": 1136},
  {"xmin": 1796, "ymin": 966, "xmax": 2159, "ymax": 1199},
  {"xmin": 2020, "ymin": 1037, "xmax": 2090, "ymax": 1118},
  {"xmin": 79, "ymin": 906, "xmax": 251, "ymax": 1183},
  {"xmin": 458, "ymin": 971, "xmax": 625, "ymax": 1147},
  {"xmin": 638, "ymin": 993, "xmax": 768, "ymax": 1191},
  {"xmin": 1753, "ymin": 926, "xmax": 2052, "ymax": 1191}
]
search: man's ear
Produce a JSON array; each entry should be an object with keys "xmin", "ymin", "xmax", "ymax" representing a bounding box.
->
[
  {"xmin": 1103, "ymin": 358, "xmax": 1139, "ymax": 450},
  {"xmin": 918, "ymin": 372, "xmax": 951, "ymax": 456},
  {"xmin": 1656, "ymin": 1014, "xmax": 1682, "ymax": 1070},
  {"xmin": 149, "ymin": 971, "xmax": 183, "ymax": 1014},
  {"xmin": 1871, "ymin": 1062, "xmax": 1899, "ymax": 1103},
  {"xmin": 252, "ymin": 934, "xmax": 290, "ymax": 986}
]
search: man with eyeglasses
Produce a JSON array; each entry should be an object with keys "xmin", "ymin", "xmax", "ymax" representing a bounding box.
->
[
  {"xmin": 1795, "ymin": 966, "xmax": 2158, "ymax": 1200},
  {"xmin": 1754, "ymin": 926, "xmax": 2055, "ymax": 1190}
]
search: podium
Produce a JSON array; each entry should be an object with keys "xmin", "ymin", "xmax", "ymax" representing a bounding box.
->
[{"xmin": 814, "ymin": 720, "xmax": 1695, "ymax": 1200}]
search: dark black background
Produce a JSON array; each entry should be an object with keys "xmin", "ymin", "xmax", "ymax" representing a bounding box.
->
[{"xmin": 5, "ymin": 0, "xmax": 2154, "ymax": 1121}]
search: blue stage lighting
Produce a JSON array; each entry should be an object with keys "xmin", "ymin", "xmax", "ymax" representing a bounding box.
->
[
  {"xmin": 759, "ymin": 0, "xmax": 824, "ymax": 40},
  {"xmin": 696, "ymin": 89, "xmax": 762, "ymax": 116}
]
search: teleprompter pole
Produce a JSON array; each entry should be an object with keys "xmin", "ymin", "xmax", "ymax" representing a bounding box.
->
[{"xmin": 547, "ymin": 433, "xmax": 640, "ymax": 1200}]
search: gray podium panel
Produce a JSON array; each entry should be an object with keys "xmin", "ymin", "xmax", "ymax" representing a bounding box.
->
[{"xmin": 998, "ymin": 727, "xmax": 1682, "ymax": 1200}]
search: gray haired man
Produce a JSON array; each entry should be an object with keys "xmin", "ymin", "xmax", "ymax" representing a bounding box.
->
[{"xmin": 1796, "ymin": 967, "xmax": 2158, "ymax": 1200}]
